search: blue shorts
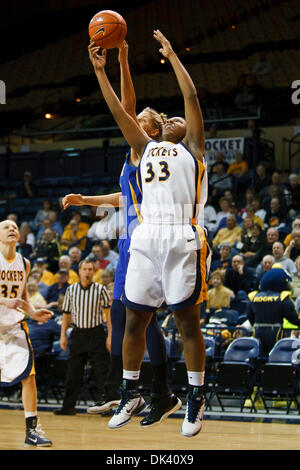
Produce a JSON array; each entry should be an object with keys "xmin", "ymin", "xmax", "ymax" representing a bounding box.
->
[{"xmin": 113, "ymin": 236, "xmax": 131, "ymax": 301}]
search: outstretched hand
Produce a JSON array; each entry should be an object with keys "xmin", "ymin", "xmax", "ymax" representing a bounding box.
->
[
  {"xmin": 118, "ymin": 40, "xmax": 129, "ymax": 64},
  {"xmin": 30, "ymin": 308, "xmax": 54, "ymax": 324},
  {"xmin": 88, "ymin": 40, "xmax": 107, "ymax": 71},
  {"xmin": 153, "ymin": 30, "xmax": 174, "ymax": 59},
  {"xmin": 62, "ymin": 193, "xmax": 84, "ymax": 210}
]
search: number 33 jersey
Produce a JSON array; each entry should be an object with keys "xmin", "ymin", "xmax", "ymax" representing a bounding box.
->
[
  {"xmin": 138, "ymin": 140, "xmax": 207, "ymax": 225},
  {"xmin": 0, "ymin": 252, "xmax": 26, "ymax": 326}
]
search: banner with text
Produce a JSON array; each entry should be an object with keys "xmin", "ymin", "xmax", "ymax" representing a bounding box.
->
[{"xmin": 204, "ymin": 137, "xmax": 245, "ymax": 169}]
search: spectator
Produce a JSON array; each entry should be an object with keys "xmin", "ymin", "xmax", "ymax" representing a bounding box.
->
[
  {"xmin": 227, "ymin": 153, "xmax": 249, "ymax": 194},
  {"xmin": 261, "ymin": 184, "xmax": 285, "ymax": 211},
  {"xmin": 19, "ymin": 221, "xmax": 35, "ymax": 249},
  {"xmin": 100, "ymin": 239, "xmax": 119, "ymax": 265},
  {"xmin": 209, "ymin": 152, "xmax": 229, "ymax": 174},
  {"xmin": 215, "ymin": 197, "xmax": 231, "ymax": 227},
  {"xmin": 31, "ymin": 228, "xmax": 62, "ymax": 272},
  {"xmin": 52, "ymin": 255, "xmax": 79, "ymax": 285},
  {"xmin": 206, "ymin": 271, "xmax": 233, "ymax": 312},
  {"xmin": 283, "ymin": 173, "xmax": 300, "ymax": 217},
  {"xmin": 210, "ymin": 163, "xmax": 232, "ymax": 197},
  {"xmin": 33, "ymin": 200, "xmax": 52, "ymax": 229},
  {"xmin": 45, "ymin": 269, "xmax": 70, "ymax": 311},
  {"xmin": 284, "ymin": 218, "xmax": 300, "ymax": 247},
  {"xmin": 16, "ymin": 233, "xmax": 32, "ymax": 258},
  {"xmin": 241, "ymin": 216, "xmax": 254, "ymax": 242},
  {"xmin": 208, "ymin": 125, "xmax": 219, "ymax": 139},
  {"xmin": 34, "ymin": 258, "xmax": 55, "ymax": 287},
  {"xmin": 87, "ymin": 243, "xmax": 110, "ymax": 271},
  {"xmin": 251, "ymin": 196, "xmax": 266, "ymax": 224},
  {"xmin": 246, "ymin": 227, "xmax": 279, "ymax": 266},
  {"xmin": 29, "ymin": 267, "xmax": 49, "ymax": 299},
  {"xmin": 252, "ymin": 163, "xmax": 271, "ymax": 195},
  {"xmin": 243, "ymin": 205, "xmax": 265, "ymax": 230},
  {"xmin": 27, "ymin": 277, "xmax": 47, "ymax": 308},
  {"xmin": 48, "ymin": 210, "xmax": 63, "ymax": 237},
  {"xmin": 27, "ymin": 317, "xmax": 61, "ymax": 356},
  {"xmin": 291, "ymin": 256, "xmax": 300, "ymax": 300},
  {"xmin": 284, "ymin": 230, "xmax": 300, "ymax": 262},
  {"xmin": 212, "ymin": 202, "xmax": 242, "ymax": 234},
  {"xmin": 210, "ymin": 243, "xmax": 232, "ymax": 276},
  {"xmin": 61, "ymin": 218, "xmax": 88, "ymax": 252},
  {"xmin": 264, "ymin": 197, "xmax": 287, "ymax": 228},
  {"xmin": 36, "ymin": 217, "xmax": 60, "ymax": 242},
  {"xmin": 17, "ymin": 171, "xmax": 37, "ymax": 198},
  {"xmin": 212, "ymin": 215, "xmax": 242, "ymax": 249},
  {"xmin": 68, "ymin": 246, "xmax": 82, "ymax": 274},
  {"xmin": 272, "ymin": 241, "xmax": 297, "ymax": 276},
  {"xmin": 240, "ymin": 223, "xmax": 266, "ymax": 261},
  {"xmin": 255, "ymin": 254, "xmax": 275, "ymax": 285},
  {"xmin": 203, "ymin": 201, "xmax": 217, "ymax": 236},
  {"xmin": 225, "ymin": 255, "xmax": 256, "ymax": 295}
]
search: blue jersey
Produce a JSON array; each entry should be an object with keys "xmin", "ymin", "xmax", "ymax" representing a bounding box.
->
[{"xmin": 113, "ymin": 152, "xmax": 142, "ymax": 300}]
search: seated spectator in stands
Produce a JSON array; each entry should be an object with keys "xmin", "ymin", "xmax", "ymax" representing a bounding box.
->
[
  {"xmin": 227, "ymin": 153, "xmax": 249, "ymax": 194},
  {"xmin": 206, "ymin": 271, "xmax": 233, "ymax": 312},
  {"xmin": 100, "ymin": 268, "xmax": 114, "ymax": 288},
  {"xmin": 284, "ymin": 230, "xmax": 300, "ymax": 262},
  {"xmin": 36, "ymin": 217, "xmax": 60, "ymax": 242},
  {"xmin": 210, "ymin": 243, "xmax": 232, "ymax": 277},
  {"xmin": 29, "ymin": 267, "xmax": 49, "ymax": 299},
  {"xmin": 210, "ymin": 163, "xmax": 232, "ymax": 198},
  {"xmin": 213, "ymin": 202, "xmax": 242, "ymax": 234},
  {"xmin": 31, "ymin": 228, "xmax": 62, "ymax": 273},
  {"xmin": 261, "ymin": 184, "xmax": 284, "ymax": 211},
  {"xmin": 246, "ymin": 227, "xmax": 279, "ymax": 267},
  {"xmin": 16, "ymin": 233, "xmax": 32, "ymax": 258},
  {"xmin": 255, "ymin": 254, "xmax": 275, "ymax": 285},
  {"xmin": 33, "ymin": 199, "xmax": 52, "ymax": 229},
  {"xmin": 252, "ymin": 53, "xmax": 273, "ymax": 79},
  {"xmin": 33, "ymin": 258, "xmax": 55, "ymax": 286},
  {"xmin": 212, "ymin": 215, "xmax": 242, "ymax": 249},
  {"xmin": 48, "ymin": 210, "xmax": 63, "ymax": 237},
  {"xmin": 45, "ymin": 269, "xmax": 70, "ymax": 311},
  {"xmin": 265, "ymin": 197, "xmax": 287, "ymax": 228},
  {"xmin": 243, "ymin": 205, "xmax": 265, "ymax": 230},
  {"xmin": 241, "ymin": 216, "xmax": 254, "ymax": 243},
  {"xmin": 215, "ymin": 196, "xmax": 231, "ymax": 227},
  {"xmin": 87, "ymin": 243, "xmax": 110, "ymax": 270},
  {"xmin": 19, "ymin": 221, "xmax": 35, "ymax": 249},
  {"xmin": 283, "ymin": 173, "xmax": 300, "ymax": 217},
  {"xmin": 223, "ymin": 189, "xmax": 234, "ymax": 205},
  {"xmin": 72, "ymin": 211, "xmax": 90, "ymax": 233},
  {"xmin": 272, "ymin": 241, "xmax": 297, "ymax": 276},
  {"xmin": 61, "ymin": 218, "xmax": 87, "ymax": 252},
  {"xmin": 252, "ymin": 163, "xmax": 271, "ymax": 195},
  {"xmin": 291, "ymin": 256, "xmax": 300, "ymax": 300},
  {"xmin": 225, "ymin": 254, "xmax": 256, "ymax": 295},
  {"xmin": 284, "ymin": 218, "xmax": 300, "ymax": 247},
  {"xmin": 209, "ymin": 152, "xmax": 229, "ymax": 174},
  {"xmin": 251, "ymin": 196, "xmax": 266, "ymax": 224},
  {"xmin": 241, "ymin": 223, "xmax": 266, "ymax": 262},
  {"xmin": 27, "ymin": 317, "xmax": 61, "ymax": 356},
  {"xmin": 208, "ymin": 125, "xmax": 219, "ymax": 139},
  {"xmin": 52, "ymin": 255, "xmax": 79, "ymax": 285},
  {"xmin": 17, "ymin": 171, "xmax": 37, "ymax": 198},
  {"xmin": 27, "ymin": 277, "xmax": 47, "ymax": 308},
  {"xmin": 68, "ymin": 246, "xmax": 82, "ymax": 273},
  {"xmin": 100, "ymin": 239, "xmax": 119, "ymax": 265}
]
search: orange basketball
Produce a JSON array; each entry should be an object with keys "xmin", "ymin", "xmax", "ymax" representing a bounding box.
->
[{"xmin": 88, "ymin": 10, "xmax": 127, "ymax": 49}]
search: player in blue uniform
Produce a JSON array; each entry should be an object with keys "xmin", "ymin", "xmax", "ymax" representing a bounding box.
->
[{"xmin": 62, "ymin": 41, "xmax": 181, "ymax": 425}]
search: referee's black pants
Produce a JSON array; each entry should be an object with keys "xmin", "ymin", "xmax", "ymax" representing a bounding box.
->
[{"xmin": 62, "ymin": 325, "xmax": 110, "ymax": 409}]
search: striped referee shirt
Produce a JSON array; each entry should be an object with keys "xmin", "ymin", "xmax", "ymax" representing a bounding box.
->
[{"xmin": 62, "ymin": 281, "xmax": 110, "ymax": 329}]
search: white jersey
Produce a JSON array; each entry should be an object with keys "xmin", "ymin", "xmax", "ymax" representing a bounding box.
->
[
  {"xmin": 138, "ymin": 140, "xmax": 207, "ymax": 225},
  {"xmin": 0, "ymin": 252, "xmax": 26, "ymax": 327}
]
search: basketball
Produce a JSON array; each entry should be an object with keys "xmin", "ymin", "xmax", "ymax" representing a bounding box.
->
[{"xmin": 88, "ymin": 10, "xmax": 127, "ymax": 49}]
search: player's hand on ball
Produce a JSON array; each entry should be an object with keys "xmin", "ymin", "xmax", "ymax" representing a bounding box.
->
[
  {"xmin": 118, "ymin": 40, "xmax": 129, "ymax": 63},
  {"xmin": 88, "ymin": 40, "xmax": 107, "ymax": 71},
  {"xmin": 62, "ymin": 193, "xmax": 84, "ymax": 209},
  {"xmin": 31, "ymin": 309, "xmax": 54, "ymax": 324},
  {"xmin": 153, "ymin": 30, "xmax": 174, "ymax": 58}
]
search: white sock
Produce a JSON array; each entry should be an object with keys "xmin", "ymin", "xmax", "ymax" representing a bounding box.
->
[
  {"xmin": 25, "ymin": 411, "xmax": 37, "ymax": 419},
  {"xmin": 123, "ymin": 370, "xmax": 140, "ymax": 381},
  {"xmin": 187, "ymin": 371, "xmax": 205, "ymax": 387}
]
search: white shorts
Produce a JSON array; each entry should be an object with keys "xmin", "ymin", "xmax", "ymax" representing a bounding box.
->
[
  {"xmin": 0, "ymin": 321, "xmax": 35, "ymax": 387},
  {"xmin": 123, "ymin": 222, "xmax": 210, "ymax": 312}
]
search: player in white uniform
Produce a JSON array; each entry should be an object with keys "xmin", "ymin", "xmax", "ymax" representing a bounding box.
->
[
  {"xmin": 0, "ymin": 219, "xmax": 53, "ymax": 446},
  {"xmin": 89, "ymin": 29, "xmax": 209, "ymax": 437}
]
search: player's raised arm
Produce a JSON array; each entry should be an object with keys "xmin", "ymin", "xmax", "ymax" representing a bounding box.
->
[
  {"xmin": 153, "ymin": 30, "xmax": 205, "ymax": 161},
  {"xmin": 62, "ymin": 192, "xmax": 124, "ymax": 210},
  {"xmin": 88, "ymin": 41, "xmax": 150, "ymax": 157},
  {"xmin": 118, "ymin": 41, "xmax": 137, "ymax": 121}
]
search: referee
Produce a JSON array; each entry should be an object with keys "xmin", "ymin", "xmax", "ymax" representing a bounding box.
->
[{"xmin": 54, "ymin": 259, "xmax": 111, "ymax": 415}]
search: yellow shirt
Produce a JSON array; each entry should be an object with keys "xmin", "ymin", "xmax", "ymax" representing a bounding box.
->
[
  {"xmin": 227, "ymin": 161, "xmax": 248, "ymax": 176},
  {"xmin": 284, "ymin": 233, "xmax": 292, "ymax": 247},
  {"xmin": 93, "ymin": 269, "xmax": 104, "ymax": 284},
  {"xmin": 213, "ymin": 226, "xmax": 242, "ymax": 247},
  {"xmin": 40, "ymin": 270, "xmax": 55, "ymax": 286},
  {"xmin": 52, "ymin": 269, "xmax": 79, "ymax": 285},
  {"xmin": 61, "ymin": 222, "xmax": 89, "ymax": 251},
  {"xmin": 29, "ymin": 291, "xmax": 47, "ymax": 307},
  {"xmin": 207, "ymin": 285, "xmax": 231, "ymax": 309}
]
